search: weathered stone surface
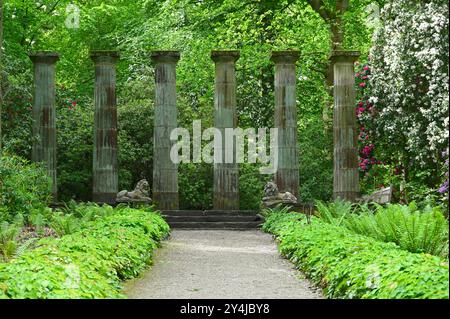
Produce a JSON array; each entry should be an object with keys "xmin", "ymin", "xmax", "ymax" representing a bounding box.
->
[
  {"xmin": 29, "ymin": 51, "xmax": 59, "ymax": 203},
  {"xmin": 91, "ymin": 51, "xmax": 119, "ymax": 204},
  {"xmin": 151, "ymin": 51, "xmax": 180, "ymax": 210},
  {"xmin": 271, "ymin": 51, "xmax": 300, "ymax": 199},
  {"xmin": 261, "ymin": 181, "xmax": 297, "ymax": 208},
  {"xmin": 211, "ymin": 50, "xmax": 240, "ymax": 210},
  {"xmin": 330, "ymin": 50, "xmax": 360, "ymax": 202},
  {"xmin": 116, "ymin": 179, "xmax": 152, "ymax": 202},
  {"xmin": 359, "ymin": 186, "xmax": 393, "ymax": 204}
]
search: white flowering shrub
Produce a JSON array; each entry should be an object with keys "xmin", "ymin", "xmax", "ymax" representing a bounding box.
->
[{"xmin": 370, "ymin": 0, "xmax": 449, "ymax": 168}]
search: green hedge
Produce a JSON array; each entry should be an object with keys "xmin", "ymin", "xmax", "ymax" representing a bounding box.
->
[
  {"xmin": 0, "ymin": 154, "xmax": 52, "ymax": 222},
  {"xmin": 263, "ymin": 212, "xmax": 449, "ymax": 299},
  {"xmin": 0, "ymin": 207, "xmax": 170, "ymax": 299}
]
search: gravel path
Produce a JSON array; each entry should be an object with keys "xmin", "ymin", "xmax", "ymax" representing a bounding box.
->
[{"xmin": 124, "ymin": 230, "xmax": 322, "ymax": 299}]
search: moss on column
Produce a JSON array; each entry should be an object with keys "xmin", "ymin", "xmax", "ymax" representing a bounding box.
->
[
  {"xmin": 271, "ymin": 51, "xmax": 300, "ymax": 199},
  {"xmin": 29, "ymin": 51, "xmax": 59, "ymax": 203},
  {"xmin": 151, "ymin": 51, "xmax": 180, "ymax": 210},
  {"xmin": 211, "ymin": 50, "xmax": 240, "ymax": 210},
  {"xmin": 330, "ymin": 50, "xmax": 360, "ymax": 202},
  {"xmin": 91, "ymin": 51, "xmax": 119, "ymax": 204}
]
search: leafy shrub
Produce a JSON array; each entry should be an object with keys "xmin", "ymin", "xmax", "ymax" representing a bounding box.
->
[
  {"xmin": 344, "ymin": 203, "xmax": 449, "ymax": 258},
  {"xmin": 370, "ymin": 0, "xmax": 449, "ymax": 172},
  {"xmin": 50, "ymin": 213, "xmax": 81, "ymax": 237},
  {"xmin": 0, "ymin": 206, "xmax": 170, "ymax": 299},
  {"xmin": 0, "ymin": 154, "xmax": 51, "ymax": 222},
  {"xmin": 316, "ymin": 200, "xmax": 449, "ymax": 258},
  {"xmin": 315, "ymin": 199, "xmax": 353, "ymax": 225},
  {"xmin": 263, "ymin": 211, "xmax": 449, "ymax": 299},
  {"xmin": 179, "ymin": 163, "xmax": 213, "ymax": 210},
  {"xmin": 56, "ymin": 90, "xmax": 94, "ymax": 202},
  {"xmin": 239, "ymin": 164, "xmax": 271, "ymax": 210}
]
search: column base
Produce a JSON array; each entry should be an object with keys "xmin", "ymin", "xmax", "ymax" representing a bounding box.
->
[
  {"xmin": 93, "ymin": 192, "xmax": 117, "ymax": 205},
  {"xmin": 333, "ymin": 191, "xmax": 359, "ymax": 202},
  {"xmin": 213, "ymin": 194, "xmax": 240, "ymax": 210},
  {"xmin": 154, "ymin": 192, "xmax": 179, "ymax": 210}
]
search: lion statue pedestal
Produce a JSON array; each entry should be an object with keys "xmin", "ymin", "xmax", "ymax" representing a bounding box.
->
[
  {"xmin": 261, "ymin": 182, "xmax": 297, "ymax": 208},
  {"xmin": 116, "ymin": 179, "xmax": 152, "ymax": 204}
]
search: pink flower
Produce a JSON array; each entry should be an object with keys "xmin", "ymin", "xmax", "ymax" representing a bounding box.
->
[
  {"xmin": 356, "ymin": 107, "xmax": 365, "ymax": 116},
  {"xmin": 363, "ymin": 66, "xmax": 370, "ymax": 71},
  {"xmin": 359, "ymin": 82, "xmax": 366, "ymax": 88}
]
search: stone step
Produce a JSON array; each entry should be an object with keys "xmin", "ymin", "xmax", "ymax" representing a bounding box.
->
[
  {"xmin": 161, "ymin": 210, "xmax": 259, "ymax": 217},
  {"xmin": 167, "ymin": 221, "xmax": 262, "ymax": 229},
  {"xmin": 164, "ymin": 215, "xmax": 260, "ymax": 223}
]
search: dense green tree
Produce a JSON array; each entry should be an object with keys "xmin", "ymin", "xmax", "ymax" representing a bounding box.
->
[{"xmin": 1, "ymin": 0, "xmax": 379, "ymax": 206}]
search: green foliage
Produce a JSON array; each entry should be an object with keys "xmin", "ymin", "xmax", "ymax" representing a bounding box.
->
[
  {"xmin": 261, "ymin": 203, "xmax": 292, "ymax": 217},
  {"xmin": 0, "ymin": 154, "xmax": 51, "ymax": 222},
  {"xmin": 179, "ymin": 163, "xmax": 213, "ymax": 210},
  {"xmin": 344, "ymin": 203, "xmax": 449, "ymax": 258},
  {"xmin": 49, "ymin": 213, "xmax": 81, "ymax": 237},
  {"xmin": 2, "ymin": 0, "xmax": 377, "ymax": 206},
  {"xmin": 316, "ymin": 200, "xmax": 449, "ymax": 258},
  {"xmin": 0, "ymin": 222, "xmax": 20, "ymax": 262},
  {"xmin": 0, "ymin": 221, "xmax": 37, "ymax": 262},
  {"xmin": 315, "ymin": 198, "xmax": 353, "ymax": 225},
  {"xmin": 56, "ymin": 87, "xmax": 94, "ymax": 201},
  {"xmin": 239, "ymin": 164, "xmax": 271, "ymax": 210},
  {"xmin": 263, "ymin": 211, "xmax": 449, "ymax": 299},
  {"xmin": 0, "ymin": 205, "xmax": 170, "ymax": 299}
]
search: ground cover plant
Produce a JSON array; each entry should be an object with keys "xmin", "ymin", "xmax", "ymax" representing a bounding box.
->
[
  {"xmin": 315, "ymin": 200, "xmax": 449, "ymax": 258},
  {"xmin": 0, "ymin": 205, "xmax": 170, "ymax": 299},
  {"xmin": 262, "ymin": 209, "xmax": 449, "ymax": 299}
]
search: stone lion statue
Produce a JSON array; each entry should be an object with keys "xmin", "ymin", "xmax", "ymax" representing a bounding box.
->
[
  {"xmin": 116, "ymin": 179, "xmax": 152, "ymax": 202},
  {"xmin": 262, "ymin": 182, "xmax": 297, "ymax": 207}
]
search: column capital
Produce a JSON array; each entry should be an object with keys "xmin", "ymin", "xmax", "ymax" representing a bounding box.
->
[
  {"xmin": 29, "ymin": 51, "xmax": 59, "ymax": 64},
  {"xmin": 90, "ymin": 50, "xmax": 120, "ymax": 64},
  {"xmin": 330, "ymin": 50, "xmax": 360, "ymax": 63},
  {"xmin": 271, "ymin": 50, "xmax": 300, "ymax": 64},
  {"xmin": 211, "ymin": 50, "xmax": 240, "ymax": 63},
  {"xmin": 151, "ymin": 51, "xmax": 181, "ymax": 63}
]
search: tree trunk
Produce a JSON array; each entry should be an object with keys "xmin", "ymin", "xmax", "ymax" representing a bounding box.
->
[{"xmin": 306, "ymin": 0, "xmax": 348, "ymax": 85}]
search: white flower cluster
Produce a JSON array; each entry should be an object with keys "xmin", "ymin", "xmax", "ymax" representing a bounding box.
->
[{"xmin": 370, "ymin": 0, "xmax": 449, "ymax": 166}]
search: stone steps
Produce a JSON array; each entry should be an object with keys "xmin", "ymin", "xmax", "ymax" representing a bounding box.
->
[{"xmin": 161, "ymin": 210, "xmax": 263, "ymax": 229}]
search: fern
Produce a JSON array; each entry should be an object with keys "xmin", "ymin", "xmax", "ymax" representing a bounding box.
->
[
  {"xmin": 0, "ymin": 222, "xmax": 20, "ymax": 262},
  {"xmin": 261, "ymin": 204, "xmax": 292, "ymax": 217},
  {"xmin": 315, "ymin": 199, "xmax": 353, "ymax": 225},
  {"xmin": 50, "ymin": 213, "xmax": 81, "ymax": 236},
  {"xmin": 318, "ymin": 201, "xmax": 449, "ymax": 258},
  {"xmin": 13, "ymin": 238, "xmax": 38, "ymax": 259}
]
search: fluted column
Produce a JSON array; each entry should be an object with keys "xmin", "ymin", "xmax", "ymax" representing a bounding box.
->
[
  {"xmin": 29, "ymin": 51, "xmax": 59, "ymax": 203},
  {"xmin": 331, "ymin": 50, "xmax": 360, "ymax": 202},
  {"xmin": 151, "ymin": 51, "xmax": 180, "ymax": 210},
  {"xmin": 91, "ymin": 51, "xmax": 119, "ymax": 204},
  {"xmin": 211, "ymin": 50, "xmax": 240, "ymax": 210},
  {"xmin": 271, "ymin": 51, "xmax": 300, "ymax": 199}
]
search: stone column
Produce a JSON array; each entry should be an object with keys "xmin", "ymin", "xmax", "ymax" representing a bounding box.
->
[
  {"xmin": 91, "ymin": 51, "xmax": 119, "ymax": 204},
  {"xmin": 151, "ymin": 51, "xmax": 180, "ymax": 210},
  {"xmin": 330, "ymin": 50, "xmax": 360, "ymax": 202},
  {"xmin": 271, "ymin": 51, "xmax": 300, "ymax": 199},
  {"xmin": 211, "ymin": 50, "xmax": 240, "ymax": 210},
  {"xmin": 29, "ymin": 51, "xmax": 59, "ymax": 203}
]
